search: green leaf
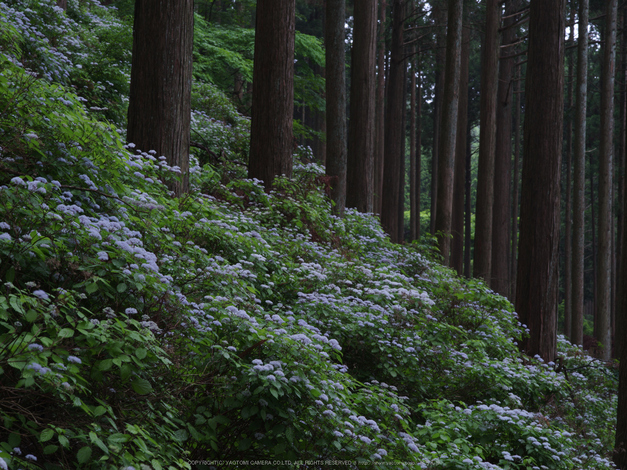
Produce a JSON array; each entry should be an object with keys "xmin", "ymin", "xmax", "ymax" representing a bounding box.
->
[
  {"xmin": 9, "ymin": 295, "xmax": 23, "ymax": 314},
  {"xmin": 135, "ymin": 348, "xmax": 147, "ymax": 360},
  {"xmin": 86, "ymin": 282, "xmax": 98, "ymax": 294},
  {"xmin": 6, "ymin": 266, "xmax": 15, "ymax": 283},
  {"xmin": 131, "ymin": 378, "xmax": 152, "ymax": 395},
  {"xmin": 44, "ymin": 444, "xmax": 58, "ymax": 454},
  {"xmin": 24, "ymin": 309, "xmax": 38, "ymax": 323},
  {"xmin": 152, "ymin": 459, "xmax": 163, "ymax": 470},
  {"xmin": 120, "ymin": 363, "xmax": 132, "ymax": 381},
  {"xmin": 58, "ymin": 328, "xmax": 74, "ymax": 338},
  {"xmin": 89, "ymin": 431, "xmax": 109, "ymax": 454},
  {"xmin": 77, "ymin": 446, "xmax": 92, "ymax": 463},
  {"xmin": 40, "ymin": 428, "xmax": 54, "ymax": 442},
  {"xmin": 116, "ymin": 283, "xmax": 127, "ymax": 293},
  {"xmin": 107, "ymin": 433, "xmax": 130, "ymax": 444},
  {"xmin": 93, "ymin": 406, "xmax": 107, "ymax": 417},
  {"xmin": 98, "ymin": 359, "xmax": 113, "ymax": 371},
  {"xmin": 58, "ymin": 435, "xmax": 70, "ymax": 448}
]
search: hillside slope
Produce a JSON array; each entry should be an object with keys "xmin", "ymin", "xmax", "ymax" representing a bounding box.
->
[{"xmin": 0, "ymin": 1, "xmax": 619, "ymax": 469}]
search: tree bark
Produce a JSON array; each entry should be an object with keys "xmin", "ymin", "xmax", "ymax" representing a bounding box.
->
[
  {"xmin": 473, "ymin": 0, "xmax": 500, "ymax": 283},
  {"xmin": 563, "ymin": 1, "xmax": 575, "ymax": 339},
  {"xmin": 571, "ymin": 0, "xmax": 588, "ymax": 347},
  {"xmin": 430, "ymin": 0, "xmax": 447, "ymax": 235},
  {"xmin": 617, "ymin": 4, "xmax": 627, "ymax": 359},
  {"xmin": 248, "ymin": 0, "xmax": 296, "ymax": 189},
  {"xmin": 434, "ymin": 0, "xmax": 463, "ymax": 265},
  {"xmin": 325, "ymin": 0, "xmax": 347, "ymax": 216},
  {"xmin": 515, "ymin": 0, "xmax": 564, "ymax": 362},
  {"xmin": 410, "ymin": 50, "xmax": 419, "ymax": 241},
  {"xmin": 127, "ymin": 0, "xmax": 194, "ymax": 197},
  {"xmin": 375, "ymin": 0, "xmax": 387, "ymax": 215},
  {"xmin": 616, "ymin": 11, "xmax": 627, "ymax": 462},
  {"xmin": 510, "ymin": 64, "xmax": 522, "ymax": 305},
  {"xmin": 57, "ymin": 0, "xmax": 67, "ymax": 9},
  {"xmin": 491, "ymin": 0, "xmax": 517, "ymax": 296},
  {"xmin": 417, "ymin": 73, "xmax": 422, "ymax": 240},
  {"xmin": 597, "ymin": 0, "xmax": 618, "ymax": 361},
  {"xmin": 382, "ymin": 0, "xmax": 406, "ymax": 242},
  {"xmin": 346, "ymin": 0, "xmax": 377, "ymax": 212},
  {"xmin": 451, "ymin": 23, "xmax": 470, "ymax": 275}
]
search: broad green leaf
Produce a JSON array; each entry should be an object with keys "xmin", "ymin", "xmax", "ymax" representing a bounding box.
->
[
  {"xmin": 58, "ymin": 328, "xmax": 74, "ymax": 338},
  {"xmin": 40, "ymin": 428, "xmax": 54, "ymax": 442},
  {"xmin": 131, "ymin": 378, "xmax": 152, "ymax": 395},
  {"xmin": 77, "ymin": 446, "xmax": 92, "ymax": 464}
]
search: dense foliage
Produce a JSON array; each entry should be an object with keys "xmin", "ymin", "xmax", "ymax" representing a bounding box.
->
[{"xmin": 0, "ymin": 1, "xmax": 619, "ymax": 469}]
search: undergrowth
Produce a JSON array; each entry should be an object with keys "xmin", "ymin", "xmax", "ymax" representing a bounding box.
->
[{"xmin": 0, "ymin": 1, "xmax": 619, "ymax": 470}]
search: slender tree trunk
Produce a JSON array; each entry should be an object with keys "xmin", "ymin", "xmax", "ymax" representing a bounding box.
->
[
  {"xmin": 564, "ymin": 3, "xmax": 576, "ymax": 339},
  {"xmin": 464, "ymin": 116, "xmax": 472, "ymax": 278},
  {"xmin": 515, "ymin": 0, "xmax": 564, "ymax": 361},
  {"xmin": 417, "ymin": 73, "xmax": 422, "ymax": 239},
  {"xmin": 473, "ymin": 0, "xmax": 500, "ymax": 283},
  {"xmin": 347, "ymin": 0, "xmax": 377, "ymax": 212},
  {"xmin": 127, "ymin": 0, "xmax": 194, "ymax": 197},
  {"xmin": 452, "ymin": 23, "xmax": 470, "ymax": 274},
  {"xmin": 399, "ymin": 81, "xmax": 407, "ymax": 240},
  {"xmin": 410, "ymin": 51, "xmax": 418, "ymax": 241},
  {"xmin": 571, "ymin": 0, "xmax": 588, "ymax": 346},
  {"xmin": 375, "ymin": 0, "xmax": 387, "ymax": 215},
  {"xmin": 492, "ymin": 0, "xmax": 517, "ymax": 296},
  {"xmin": 57, "ymin": 0, "xmax": 67, "ymax": 9},
  {"xmin": 592, "ymin": 167, "xmax": 598, "ymax": 336},
  {"xmin": 430, "ymin": 0, "xmax": 447, "ymax": 234},
  {"xmin": 434, "ymin": 0, "xmax": 463, "ymax": 265},
  {"xmin": 325, "ymin": 0, "xmax": 347, "ymax": 216},
  {"xmin": 597, "ymin": 0, "xmax": 618, "ymax": 361},
  {"xmin": 382, "ymin": 0, "xmax": 406, "ymax": 242},
  {"xmin": 511, "ymin": 64, "xmax": 522, "ymax": 305},
  {"xmin": 617, "ymin": 4, "xmax": 627, "ymax": 359},
  {"xmin": 616, "ymin": 8, "xmax": 627, "ymax": 455}
]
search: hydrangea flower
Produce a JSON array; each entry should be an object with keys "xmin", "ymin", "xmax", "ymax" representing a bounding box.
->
[{"xmin": 33, "ymin": 290, "xmax": 49, "ymax": 300}]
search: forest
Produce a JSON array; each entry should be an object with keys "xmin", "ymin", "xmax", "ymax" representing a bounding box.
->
[{"xmin": 0, "ymin": 0, "xmax": 625, "ymax": 468}]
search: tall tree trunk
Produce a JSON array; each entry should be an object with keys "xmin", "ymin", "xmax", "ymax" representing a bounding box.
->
[
  {"xmin": 434, "ymin": 0, "xmax": 463, "ymax": 265},
  {"xmin": 430, "ymin": 0, "xmax": 447, "ymax": 234},
  {"xmin": 325, "ymin": 0, "xmax": 347, "ymax": 216},
  {"xmin": 597, "ymin": 0, "xmax": 618, "ymax": 361},
  {"xmin": 510, "ymin": 64, "xmax": 522, "ymax": 305},
  {"xmin": 617, "ymin": 4, "xmax": 627, "ymax": 359},
  {"xmin": 492, "ymin": 0, "xmax": 517, "ymax": 296},
  {"xmin": 452, "ymin": 23, "xmax": 470, "ymax": 274},
  {"xmin": 399, "ymin": 80, "xmax": 407, "ymax": 240},
  {"xmin": 410, "ymin": 51, "xmax": 419, "ymax": 241},
  {"xmin": 249, "ymin": 0, "xmax": 295, "ymax": 188},
  {"xmin": 516, "ymin": 0, "xmax": 564, "ymax": 362},
  {"xmin": 417, "ymin": 73, "xmax": 422, "ymax": 240},
  {"xmin": 571, "ymin": 0, "xmax": 588, "ymax": 346},
  {"xmin": 57, "ymin": 0, "xmax": 67, "ymax": 10},
  {"xmin": 473, "ymin": 0, "xmax": 500, "ymax": 283},
  {"xmin": 616, "ymin": 8, "xmax": 627, "ymax": 456},
  {"xmin": 563, "ymin": 1, "xmax": 576, "ymax": 339},
  {"xmin": 592, "ymin": 166, "xmax": 598, "ymax": 335},
  {"xmin": 464, "ymin": 116, "xmax": 472, "ymax": 278},
  {"xmin": 127, "ymin": 0, "xmax": 193, "ymax": 197},
  {"xmin": 375, "ymin": 0, "xmax": 387, "ymax": 215},
  {"xmin": 346, "ymin": 0, "xmax": 377, "ymax": 212},
  {"xmin": 382, "ymin": 0, "xmax": 406, "ymax": 242}
]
